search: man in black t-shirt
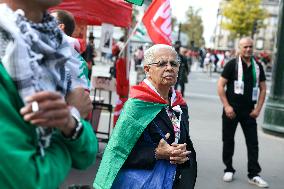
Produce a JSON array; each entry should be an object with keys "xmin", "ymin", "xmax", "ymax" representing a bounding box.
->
[{"xmin": 217, "ymin": 37, "xmax": 268, "ymax": 188}]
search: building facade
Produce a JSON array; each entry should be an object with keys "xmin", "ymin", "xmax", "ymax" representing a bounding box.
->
[{"xmin": 213, "ymin": 0, "xmax": 280, "ymax": 52}]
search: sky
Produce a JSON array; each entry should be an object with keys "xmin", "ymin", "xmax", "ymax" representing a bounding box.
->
[{"xmin": 170, "ymin": 0, "xmax": 222, "ymax": 46}]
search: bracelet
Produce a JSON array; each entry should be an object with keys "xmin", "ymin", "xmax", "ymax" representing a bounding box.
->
[
  {"xmin": 70, "ymin": 114, "xmax": 83, "ymax": 140},
  {"xmin": 63, "ymin": 114, "xmax": 83, "ymax": 140}
]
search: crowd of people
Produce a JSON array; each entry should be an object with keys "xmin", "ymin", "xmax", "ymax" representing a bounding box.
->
[
  {"xmin": 0, "ymin": 0, "xmax": 270, "ymax": 189},
  {"xmin": 130, "ymin": 43, "xmax": 272, "ymax": 83}
]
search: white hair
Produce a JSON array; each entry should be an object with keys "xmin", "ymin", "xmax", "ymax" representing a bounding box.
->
[{"xmin": 143, "ymin": 44, "xmax": 178, "ymax": 65}]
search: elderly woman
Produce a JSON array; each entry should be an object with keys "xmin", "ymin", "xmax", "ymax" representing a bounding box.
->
[{"xmin": 94, "ymin": 44, "xmax": 197, "ymax": 189}]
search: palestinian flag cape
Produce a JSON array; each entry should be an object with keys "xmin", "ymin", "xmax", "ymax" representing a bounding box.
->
[{"xmin": 93, "ymin": 81, "xmax": 186, "ymax": 189}]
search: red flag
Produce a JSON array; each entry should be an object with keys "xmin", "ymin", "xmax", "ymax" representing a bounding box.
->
[
  {"xmin": 113, "ymin": 57, "xmax": 129, "ymax": 127},
  {"xmin": 115, "ymin": 57, "xmax": 129, "ymax": 97},
  {"xmin": 142, "ymin": 0, "xmax": 172, "ymax": 45},
  {"xmin": 113, "ymin": 97, "xmax": 128, "ymax": 127}
]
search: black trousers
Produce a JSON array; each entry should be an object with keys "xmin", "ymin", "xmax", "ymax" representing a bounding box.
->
[{"xmin": 222, "ymin": 108, "xmax": 261, "ymax": 178}]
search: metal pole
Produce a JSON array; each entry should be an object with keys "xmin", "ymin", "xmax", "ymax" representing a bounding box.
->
[
  {"xmin": 178, "ymin": 23, "xmax": 181, "ymax": 41},
  {"xmin": 262, "ymin": 0, "xmax": 284, "ymax": 134},
  {"xmin": 118, "ymin": 20, "xmax": 142, "ymax": 58}
]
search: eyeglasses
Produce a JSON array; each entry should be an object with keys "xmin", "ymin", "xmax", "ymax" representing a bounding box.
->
[
  {"xmin": 243, "ymin": 45, "xmax": 253, "ymax": 49},
  {"xmin": 148, "ymin": 60, "xmax": 180, "ymax": 68}
]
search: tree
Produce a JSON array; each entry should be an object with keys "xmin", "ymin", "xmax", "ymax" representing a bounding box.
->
[
  {"xmin": 221, "ymin": 0, "xmax": 268, "ymax": 37},
  {"xmin": 181, "ymin": 6, "xmax": 205, "ymax": 48}
]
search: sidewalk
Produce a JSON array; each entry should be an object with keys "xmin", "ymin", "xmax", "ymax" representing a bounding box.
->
[{"xmin": 186, "ymin": 72, "xmax": 283, "ymax": 189}]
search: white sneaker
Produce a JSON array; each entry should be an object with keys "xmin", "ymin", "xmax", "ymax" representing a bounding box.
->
[
  {"xmin": 248, "ymin": 176, "xmax": 269, "ymax": 188},
  {"xmin": 223, "ymin": 172, "xmax": 234, "ymax": 182}
]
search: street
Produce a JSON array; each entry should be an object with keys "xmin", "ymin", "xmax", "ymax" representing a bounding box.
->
[
  {"xmin": 61, "ymin": 69, "xmax": 284, "ymax": 189},
  {"xmin": 1, "ymin": 1, "xmax": 283, "ymax": 189},
  {"xmin": 185, "ymin": 71, "xmax": 284, "ymax": 189}
]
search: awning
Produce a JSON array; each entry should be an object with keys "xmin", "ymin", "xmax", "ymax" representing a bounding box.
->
[{"xmin": 51, "ymin": 0, "xmax": 132, "ymax": 27}]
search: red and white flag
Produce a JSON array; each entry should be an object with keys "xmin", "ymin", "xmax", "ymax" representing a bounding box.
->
[{"xmin": 142, "ymin": 0, "xmax": 172, "ymax": 45}]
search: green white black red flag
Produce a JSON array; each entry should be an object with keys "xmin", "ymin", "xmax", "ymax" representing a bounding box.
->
[{"xmin": 125, "ymin": 0, "xmax": 144, "ymax": 6}]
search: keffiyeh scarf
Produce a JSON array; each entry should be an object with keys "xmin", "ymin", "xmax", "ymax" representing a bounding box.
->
[
  {"xmin": 0, "ymin": 4, "xmax": 87, "ymax": 156},
  {"xmin": 0, "ymin": 4, "xmax": 73, "ymax": 98}
]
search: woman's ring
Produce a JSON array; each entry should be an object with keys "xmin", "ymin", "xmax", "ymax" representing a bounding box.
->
[{"xmin": 31, "ymin": 101, "xmax": 39, "ymax": 112}]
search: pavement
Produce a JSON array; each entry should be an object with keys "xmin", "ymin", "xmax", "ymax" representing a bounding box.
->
[{"xmin": 60, "ymin": 62, "xmax": 284, "ymax": 189}]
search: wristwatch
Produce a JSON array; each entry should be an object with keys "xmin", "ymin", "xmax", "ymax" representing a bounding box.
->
[
  {"xmin": 68, "ymin": 107, "xmax": 83, "ymax": 140},
  {"xmin": 70, "ymin": 113, "xmax": 83, "ymax": 140}
]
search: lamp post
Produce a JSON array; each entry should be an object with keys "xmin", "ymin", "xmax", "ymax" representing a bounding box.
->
[
  {"xmin": 177, "ymin": 23, "xmax": 181, "ymax": 41},
  {"xmin": 262, "ymin": 0, "xmax": 284, "ymax": 134},
  {"xmin": 251, "ymin": 20, "xmax": 258, "ymax": 39}
]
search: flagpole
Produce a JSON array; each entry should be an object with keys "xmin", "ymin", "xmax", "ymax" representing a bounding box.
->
[{"xmin": 118, "ymin": 19, "xmax": 142, "ymax": 58}]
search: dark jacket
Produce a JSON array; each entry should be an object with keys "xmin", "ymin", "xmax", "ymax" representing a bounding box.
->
[
  {"xmin": 177, "ymin": 55, "xmax": 189, "ymax": 84},
  {"xmin": 123, "ymin": 105, "xmax": 197, "ymax": 189},
  {"xmin": 82, "ymin": 43, "xmax": 95, "ymax": 64}
]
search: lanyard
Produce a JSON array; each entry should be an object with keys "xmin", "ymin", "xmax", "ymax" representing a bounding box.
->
[{"xmin": 237, "ymin": 56, "xmax": 259, "ymax": 87}]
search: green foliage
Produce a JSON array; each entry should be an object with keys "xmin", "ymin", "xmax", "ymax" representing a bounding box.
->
[
  {"xmin": 221, "ymin": 0, "xmax": 268, "ymax": 37},
  {"xmin": 181, "ymin": 6, "xmax": 205, "ymax": 48}
]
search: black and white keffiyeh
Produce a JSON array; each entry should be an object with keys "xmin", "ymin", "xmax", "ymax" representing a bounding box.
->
[
  {"xmin": 0, "ymin": 4, "xmax": 73, "ymax": 98},
  {"xmin": 0, "ymin": 4, "xmax": 88, "ymax": 156}
]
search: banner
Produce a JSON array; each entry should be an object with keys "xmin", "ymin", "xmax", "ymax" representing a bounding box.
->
[
  {"xmin": 100, "ymin": 23, "xmax": 114, "ymax": 54},
  {"xmin": 142, "ymin": 0, "xmax": 172, "ymax": 45},
  {"xmin": 51, "ymin": 0, "xmax": 132, "ymax": 27},
  {"xmin": 125, "ymin": 0, "xmax": 144, "ymax": 6}
]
